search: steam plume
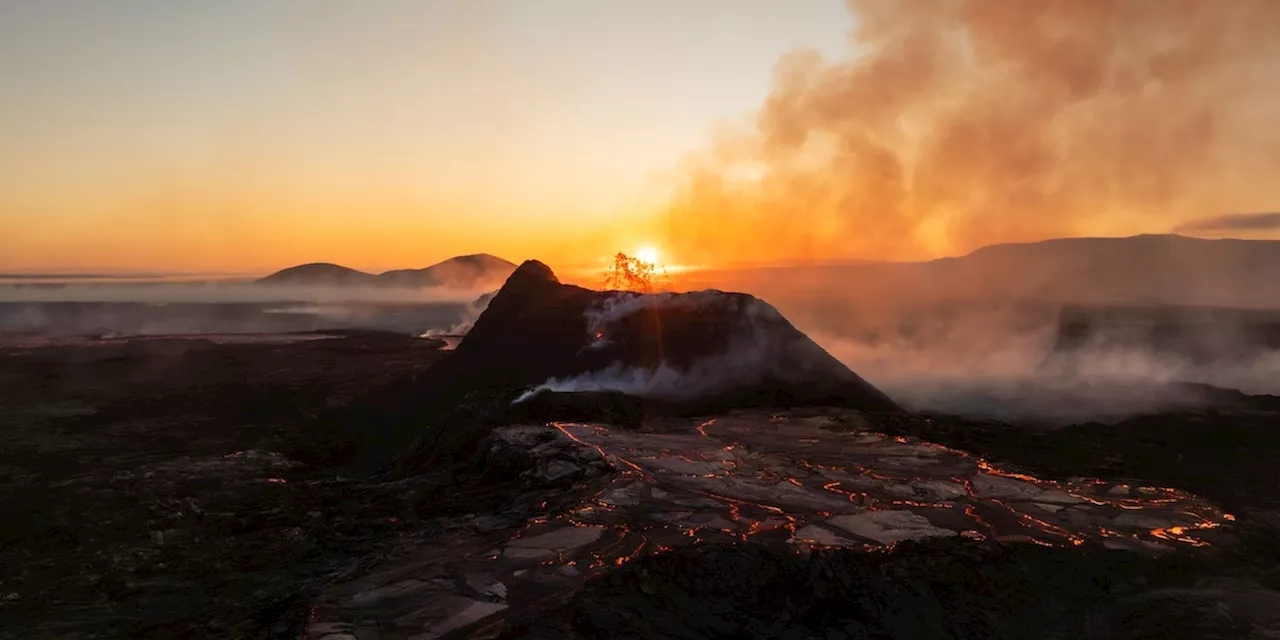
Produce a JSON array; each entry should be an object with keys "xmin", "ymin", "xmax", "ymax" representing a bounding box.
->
[
  {"xmin": 422, "ymin": 291, "xmax": 495, "ymax": 338},
  {"xmin": 662, "ymin": 0, "xmax": 1280, "ymax": 264}
]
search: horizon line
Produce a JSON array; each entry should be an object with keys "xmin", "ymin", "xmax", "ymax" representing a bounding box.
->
[{"xmin": 5, "ymin": 231, "xmax": 1270, "ymax": 276}]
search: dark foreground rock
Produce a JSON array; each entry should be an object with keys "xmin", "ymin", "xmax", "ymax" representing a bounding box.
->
[
  {"xmin": 864, "ymin": 391, "xmax": 1280, "ymax": 514},
  {"xmin": 505, "ymin": 540, "xmax": 1268, "ymax": 640},
  {"xmin": 302, "ymin": 408, "xmax": 1280, "ymax": 639},
  {"xmin": 0, "ymin": 331, "xmax": 467, "ymax": 638},
  {"xmin": 5, "ymin": 325, "xmax": 1280, "ymax": 638},
  {"xmin": 9, "ymin": 272, "xmax": 1280, "ymax": 639}
]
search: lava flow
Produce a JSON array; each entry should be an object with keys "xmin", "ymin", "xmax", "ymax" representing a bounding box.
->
[{"xmin": 515, "ymin": 409, "xmax": 1233, "ymax": 571}]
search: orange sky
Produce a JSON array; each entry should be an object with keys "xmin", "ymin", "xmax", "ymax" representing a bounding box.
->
[
  {"xmin": 0, "ymin": 1, "xmax": 851, "ymax": 275},
  {"xmin": 3, "ymin": 1, "xmax": 1279, "ymax": 275}
]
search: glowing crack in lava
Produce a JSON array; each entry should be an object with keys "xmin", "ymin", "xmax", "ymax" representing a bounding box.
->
[{"xmin": 529, "ymin": 410, "xmax": 1234, "ymax": 557}]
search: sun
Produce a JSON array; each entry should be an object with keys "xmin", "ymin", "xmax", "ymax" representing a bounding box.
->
[{"xmin": 635, "ymin": 246, "xmax": 660, "ymax": 266}]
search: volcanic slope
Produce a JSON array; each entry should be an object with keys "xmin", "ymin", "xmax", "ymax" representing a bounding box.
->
[
  {"xmin": 452, "ymin": 261, "xmax": 895, "ymax": 407},
  {"xmin": 329, "ymin": 259, "xmax": 898, "ymax": 470},
  {"xmin": 376, "ymin": 253, "xmax": 516, "ymax": 289}
]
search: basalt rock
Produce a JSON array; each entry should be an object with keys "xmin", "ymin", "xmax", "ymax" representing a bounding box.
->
[
  {"xmin": 499, "ymin": 539, "xmax": 1253, "ymax": 640},
  {"xmin": 480, "ymin": 425, "xmax": 614, "ymax": 487}
]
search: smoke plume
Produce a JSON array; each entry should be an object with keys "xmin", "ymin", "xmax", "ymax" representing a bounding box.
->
[{"xmin": 661, "ymin": 0, "xmax": 1280, "ymax": 265}]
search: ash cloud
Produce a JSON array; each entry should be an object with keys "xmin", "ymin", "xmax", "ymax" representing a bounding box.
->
[
  {"xmin": 1174, "ymin": 212, "xmax": 1280, "ymax": 234},
  {"xmin": 661, "ymin": 0, "xmax": 1280, "ymax": 265}
]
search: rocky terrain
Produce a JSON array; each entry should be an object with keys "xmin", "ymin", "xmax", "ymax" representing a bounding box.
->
[
  {"xmin": 305, "ymin": 408, "xmax": 1255, "ymax": 639},
  {"xmin": 4, "ymin": 261, "xmax": 1280, "ymax": 638},
  {"xmin": 0, "ymin": 331, "xmax": 459, "ymax": 637}
]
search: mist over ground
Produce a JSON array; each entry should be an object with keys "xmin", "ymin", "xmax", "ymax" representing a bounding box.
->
[
  {"xmin": 0, "ymin": 282, "xmax": 484, "ymax": 305},
  {"xmin": 652, "ymin": 236, "xmax": 1280, "ymax": 424},
  {"xmin": 0, "ymin": 282, "xmax": 484, "ymax": 337},
  {"xmin": 9, "ymin": 245, "xmax": 1280, "ymax": 427},
  {"xmin": 744, "ymin": 283, "xmax": 1280, "ymax": 424}
]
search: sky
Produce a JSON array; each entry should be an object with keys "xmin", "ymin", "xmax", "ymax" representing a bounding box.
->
[
  {"xmin": 2, "ymin": 1, "xmax": 1278, "ymax": 275},
  {"xmin": 0, "ymin": 0, "xmax": 850, "ymax": 274}
]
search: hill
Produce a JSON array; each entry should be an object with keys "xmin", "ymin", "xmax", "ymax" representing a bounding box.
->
[
  {"xmin": 256, "ymin": 254, "xmax": 516, "ymax": 289},
  {"xmin": 375, "ymin": 253, "xmax": 515, "ymax": 289},
  {"xmin": 254, "ymin": 263, "xmax": 375, "ymax": 286},
  {"xmin": 927, "ymin": 234, "xmax": 1280, "ymax": 306},
  {"xmin": 709, "ymin": 234, "xmax": 1280, "ymax": 311}
]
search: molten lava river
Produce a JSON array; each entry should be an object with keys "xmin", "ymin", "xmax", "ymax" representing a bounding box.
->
[{"xmin": 305, "ymin": 409, "xmax": 1233, "ymax": 639}]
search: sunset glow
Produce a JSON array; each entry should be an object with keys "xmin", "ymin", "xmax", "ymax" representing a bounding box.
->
[
  {"xmin": 634, "ymin": 246, "xmax": 660, "ymax": 267},
  {"xmin": 2, "ymin": 1, "xmax": 1279, "ymax": 275}
]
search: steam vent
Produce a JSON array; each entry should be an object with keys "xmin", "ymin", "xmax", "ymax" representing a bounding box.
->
[{"xmin": 445, "ymin": 260, "xmax": 899, "ymax": 413}]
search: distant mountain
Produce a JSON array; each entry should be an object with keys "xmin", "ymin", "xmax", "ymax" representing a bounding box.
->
[
  {"xmin": 255, "ymin": 263, "xmax": 376, "ymax": 286},
  {"xmin": 922, "ymin": 234, "xmax": 1280, "ymax": 307},
  {"xmin": 255, "ymin": 254, "xmax": 516, "ymax": 289},
  {"xmin": 375, "ymin": 254, "xmax": 516, "ymax": 289},
  {"xmin": 711, "ymin": 234, "xmax": 1280, "ymax": 311}
]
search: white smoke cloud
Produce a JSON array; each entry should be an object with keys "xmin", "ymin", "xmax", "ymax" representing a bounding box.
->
[
  {"xmin": 421, "ymin": 291, "xmax": 494, "ymax": 338},
  {"xmin": 800, "ymin": 305, "xmax": 1280, "ymax": 424}
]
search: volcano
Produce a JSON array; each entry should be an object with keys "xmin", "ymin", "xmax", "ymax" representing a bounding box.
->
[
  {"xmin": 337, "ymin": 260, "xmax": 897, "ymax": 469},
  {"xmin": 452, "ymin": 260, "xmax": 897, "ymax": 410},
  {"xmin": 463, "ymin": 259, "xmax": 901, "ymax": 409}
]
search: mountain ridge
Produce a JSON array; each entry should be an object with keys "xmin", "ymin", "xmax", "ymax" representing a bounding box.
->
[
  {"xmin": 256, "ymin": 253, "xmax": 516, "ymax": 288},
  {"xmin": 917, "ymin": 233, "xmax": 1280, "ymax": 306},
  {"xmin": 692, "ymin": 233, "xmax": 1280, "ymax": 310},
  {"xmin": 254, "ymin": 234, "xmax": 1280, "ymax": 307}
]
